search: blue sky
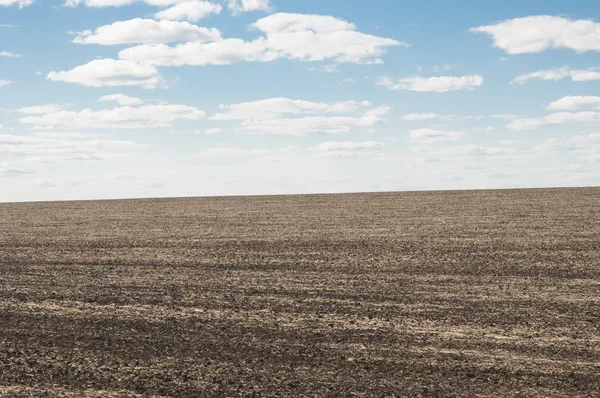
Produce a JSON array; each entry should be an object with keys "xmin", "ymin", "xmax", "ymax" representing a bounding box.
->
[{"xmin": 1, "ymin": 0, "xmax": 600, "ymax": 202}]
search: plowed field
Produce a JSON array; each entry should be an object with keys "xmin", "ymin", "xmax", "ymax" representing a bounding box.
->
[{"xmin": 0, "ymin": 188, "xmax": 599, "ymax": 397}]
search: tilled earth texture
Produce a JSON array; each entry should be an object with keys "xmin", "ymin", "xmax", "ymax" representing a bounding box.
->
[{"xmin": 0, "ymin": 188, "xmax": 599, "ymax": 398}]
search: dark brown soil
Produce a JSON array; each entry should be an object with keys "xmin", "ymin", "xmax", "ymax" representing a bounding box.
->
[{"xmin": 0, "ymin": 188, "xmax": 599, "ymax": 397}]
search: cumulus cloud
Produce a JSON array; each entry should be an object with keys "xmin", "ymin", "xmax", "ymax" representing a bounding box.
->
[
  {"xmin": 408, "ymin": 128, "xmax": 464, "ymax": 143},
  {"xmin": 491, "ymin": 114, "xmax": 521, "ymax": 120},
  {"xmin": 240, "ymin": 111, "xmax": 389, "ymax": 135},
  {"xmin": 228, "ymin": 0, "xmax": 270, "ymax": 15},
  {"xmin": 534, "ymin": 133, "xmax": 600, "ymax": 162},
  {"xmin": 470, "ymin": 16, "xmax": 600, "ymax": 54},
  {"xmin": 201, "ymin": 147, "xmax": 275, "ymax": 158},
  {"xmin": 98, "ymin": 94, "xmax": 143, "ymax": 105},
  {"xmin": 0, "ymin": 79, "xmax": 12, "ymax": 87},
  {"xmin": 402, "ymin": 113, "xmax": 449, "ymax": 121},
  {"xmin": 199, "ymin": 146, "xmax": 305, "ymax": 164},
  {"xmin": 252, "ymin": 13, "xmax": 404, "ymax": 64},
  {"xmin": 0, "ymin": 51, "xmax": 20, "ymax": 57},
  {"xmin": 65, "ymin": 0, "xmax": 217, "ymax": 7},
  {"xmin": 0, "ymin": 167, "xmax": 33, "ymax": 177},
  {"xmin": 376, "ymin": 75, "xmax": 483, "ymax": 92},
  {"xmin": 155, "ymin": 1, "xmax": 221, "ymax": 21},
  {"xmin": 31, "ymin": 132, "xmax": 103, "ymax": 139},
  {"xmin": 401, "ymin": 113, "xmax": 484, "ymax": 121},
  {"xmin": 57, "ymin": 12, "xmax": 402, "ymax": 87},
  {"xmin": 313, "ymin": 141, "xmax": 384, "ymax": 157},
  {"xmin": 204, "ymin": 127, "xmax": 222, "ymax": 135},
  {"xmin": 47, "ymin": 59, "xmax": 163, "ymax": 88},
  {"xmin": 201, "ymin": 141, "xmax": 384, "ymax": 159},
  {"xmin": 118, "ymin": 13, "xmax": 404, "ymax": 66},
  {"xmin": 18, "ymin": 103, "xmax": 205, "ymax": 129},
  {"xmin": 73, "ymin": 18, "xmax": 221, "ymax": 45},
  {"xmin": 210, "ymin": 97, "xmax": 388, "ymax": 136},
  {"xmin": 211, "ymin": 98, "xmax": 372, "ymax": 120},
  {"xmin": 0, "ymin": 132, "xmax": 149, "ymax": 162},
  {"xmin": 119, "ymin": 38, "xmax": 276, "ymax": 66},
  {"xmin": 252, "ymin": 12, "xmax": 354, "ymax": 34},
  {"xmin": 19, "ymin": 104, "xmax": 63, "ymax": 114},
  {"xmin": 507, "ymin": 111, "xmax": 600, "ymax": 130},
  {"xmin": 500, "ymin": 140, "xmax": 525, "ymax": 145},
  {"xmin": 412, "ymin": 144, "xmax": 512, "ymax": 159},
  {"xmin": 511, "ymin": 66, "xmax": 600, "ymax": 84},
  {"xmin": 0, "ymin": 0, "xmax": 33, "ymax": 7},
  {"xmin": 547, "ymin": 96, "xmax": 600, "ymax": 111}
]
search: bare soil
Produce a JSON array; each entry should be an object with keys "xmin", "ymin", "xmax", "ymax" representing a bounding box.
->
[{"xmin": 0, "ymin": 188, "xmax": 599, "ymax": 397}]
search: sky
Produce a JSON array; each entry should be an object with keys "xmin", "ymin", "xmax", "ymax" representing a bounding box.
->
[{"xmin": 1, "ymin": 0, "xmax": 600, "ymax": 202}]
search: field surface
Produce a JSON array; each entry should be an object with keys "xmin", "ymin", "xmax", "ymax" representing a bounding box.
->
[{"xmin": 0, "ymin": 188, "xmax": 599, "ymax": 397}]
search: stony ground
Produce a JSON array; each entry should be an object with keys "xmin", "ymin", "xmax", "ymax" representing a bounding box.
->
[{"xmin": 0, "ymin": 188, "xmax": 598, "ymax": 397}]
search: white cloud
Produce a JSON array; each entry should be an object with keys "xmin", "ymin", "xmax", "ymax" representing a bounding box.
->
[
  {"xmin": 210, "ymin": 97, "xmax": 388, "ymax": 136},
  {"xmin": 30, "ymin": 179, "xmax": 58, "ymax": 188},
  {"xmin": 201, "ymin": 146, "xmax": 274, "ymax": 158},
  {"xmin": 156, "ymin": 1, "xmax": 221, "ymax": 22},
  {"xmin": 200, "ymin": 141, "xmax": 384, "ymax": 159},
  {"xmin": 252, "ymin": 12, "xmax": 354, "ymax": 34},
  {"xmin": 412, "ymin": 144, "xmax": 512, "ymax": 158},
  {"xmin": 313, "ymin": 141, "xmax": 384, "ymax": 157},
  {"xmin": 252, "ymin": 13, "xmax": 404, "ymax": 63},
  {"xmin": 118, "ymin": 13, "xmax": 404, "ymax": 66},
  {"xmin": 204, "ymin": 127, "xmax": 222, "ymax": 135},
  {"xmin": 211, "ymin": 98, "xmax": 371, "ymax": 120},
  {"xmin": 508, "ymin": 111, "xmax": 600, "ymax": 130},
  {"xmin": 544, "ymin": 111, "xmax": 600, "ymax": 125},
  {"xmin": 376, "ymin": 75, "xmax": 483, "ymax": 92},
  {"xmin": 240, "ymin": 111, "xmax": 388, "ymax": 135},
  {"xmin": 0, "ymin": 51, "xmax": 20, "ymax": 57},
  {"xmin": 402, "ymin": 113, "xmax": 447, "ymax": 121},
  {"xmin": 547, "ymin": 95, "xmax": 600, "ymax": 111},
  {"xmin": 168, "ymin": 128, "xmax": 222, "ymax": 135},
  {"xmin": 228, "ymin": 0, "xmax": 270, "ymax": 15},
  {"xmin": 119, "ymin": 38, "xmax": 277, "ymax": 66},
  {"xmin": 432, "ymin": 64, "xmax": 454, "ymax": 71},
  {"xmin": 0, "ymin": 132, "xmax": 149, "ymax": 162},
  {"xmin": 32, "ymin": 132, "xmax": 104, "ymax": 139},
  {"xmin": 0, "ymin": 80, "xmax": 12, "ymax": 87},
  {"xmin": 19, "ymin": 104, "xmax": 63, "ymax": 114},
  {"xmin": 491, "ymin": 114, "xmax": 520, "ymax": 120},
  {"xmin": 533, "ymin": 133, "xmax": 600, "ymax": 162},
  {"xmin": 0, "ymin": 0, "xmax": 33, "ymax": 7},
  {"xmin": 324, "ymin": 64, "xmax": 341, "ymax": 73},
  {"xmin": 511, "ymin": 66, "xmax": 600, "ymax": 84},
  {"xmin": 470, "ymin": 16, "xmax": 600, "ymax": 54},
  {"xmin": 0, "ymin": 167, "xmax": 33, "ymax": 177},
  {"xmin": 199, "ymin": 146, "xmax": 304, "ymax": 163},
  {"xmin": 47, "ymin": 59, "xmax": 163, "ymax": 88},
  {"xmin": 500, "ymin": 140, "xmax": 525, "ymax": 145},
  {"xmin": 506, "ymin": 118, "xmax": 547, "ymax": 130},
  {"xmin": 73, "ymin": 18, "xmax": 221, "ymax": 45},
  {"xmin": 98, "ymin": 94, "xmax": 143, "ymax": 105},
  {"xmin": 408, "ymin": 128, "xmax": 464, "ymax": 143},
  {"xmin": 65, "ymin": 0, "xmax": 215, "ymax": 7},
  {"xmin": 18, "ymin": 103, "xmax": 205, "ymax": 129}
]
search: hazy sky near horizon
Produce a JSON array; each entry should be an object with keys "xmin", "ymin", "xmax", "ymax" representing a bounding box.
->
[{"xmin": 1, "ymin": 0, "xmax": 600, "ymax": 201}]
